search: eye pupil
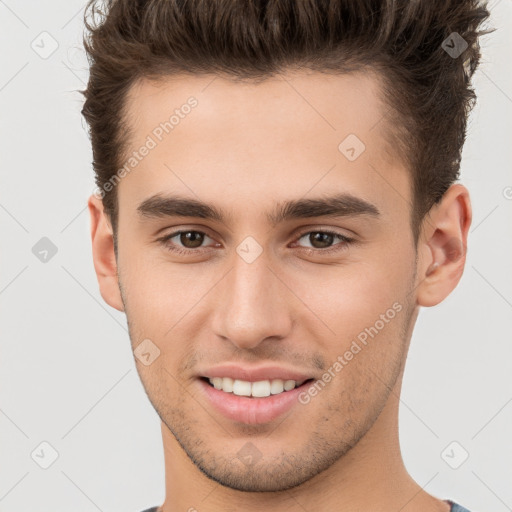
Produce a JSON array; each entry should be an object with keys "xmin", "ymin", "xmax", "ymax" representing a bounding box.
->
[
  {"xmin": 181, "ymin": 231, "xmax": 204, "ymax": 248},
  {"xmin": 310, "ymin": 232, "xmax": 333, "ymax": 248}
]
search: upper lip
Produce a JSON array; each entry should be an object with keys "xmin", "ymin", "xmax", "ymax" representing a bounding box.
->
[{"xmin": 199, "ymin": 364, "xmax": 316, "ymax": 383}]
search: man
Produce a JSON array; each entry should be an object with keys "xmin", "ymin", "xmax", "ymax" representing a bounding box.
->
[{"xmin": 82, "ymin": 1, "xmax": 492, "ymax": 511}]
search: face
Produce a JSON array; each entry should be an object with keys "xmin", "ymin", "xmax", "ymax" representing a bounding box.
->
[{"xmin": 100, "ymin": 70, "xmax": 423, "ymax": 491}]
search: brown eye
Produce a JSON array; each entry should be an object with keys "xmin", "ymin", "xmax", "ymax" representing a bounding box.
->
[
  {"xmin": 178, "ymin": 231, "xmax": 205, "ymax": 248},
  {"xmin": 295, "ymin": 230, "xmax": 352, "ymax": 251},
  {"xmin": 306, "ymin": 232, "xmax": 335, "ymax": 249},
  {"xmin": 158, "ymin": 230, "xmax": 217, "ymax": 254}
]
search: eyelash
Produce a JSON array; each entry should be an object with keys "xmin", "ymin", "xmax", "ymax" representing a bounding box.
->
[{"xmin": 156, "ymin": 228, "xmax": 355, "ymax": 256}]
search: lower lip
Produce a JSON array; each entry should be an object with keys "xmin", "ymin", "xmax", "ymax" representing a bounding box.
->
[{"xmin": 197, "ymin": 378, "xmax": 313, "ymax": 425}]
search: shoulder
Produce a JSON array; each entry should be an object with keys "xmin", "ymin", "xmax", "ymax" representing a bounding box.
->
[{"xmin": 447, "ymin": 500, "xmax": 473, "ymax": 512}]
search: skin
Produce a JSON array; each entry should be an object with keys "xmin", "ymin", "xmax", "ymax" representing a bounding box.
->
[{"xmin": 88, "ymin": 69, "xmax": 471, "ymax": 512}]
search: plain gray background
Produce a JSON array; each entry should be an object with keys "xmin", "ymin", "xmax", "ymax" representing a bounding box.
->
[{"xmin": 0, "ymin": 1, "xmax": 511, "ymax": 511}]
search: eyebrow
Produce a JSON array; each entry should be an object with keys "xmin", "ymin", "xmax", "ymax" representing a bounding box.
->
[{"xmin": 136, "ymin": 192, "xmax": 380, "ymax": 226}]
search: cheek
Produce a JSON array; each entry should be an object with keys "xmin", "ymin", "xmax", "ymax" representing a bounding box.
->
[
  {"xmin": 299, "ymin": 253, "xmax": 414, "ymax": 372},
  {"xmin": 310, "ymin": 265, "xmax": 411, "ymax": 339},
  {"xmin": 118, "ymin": 260, "xmax": 171, "ymax": 338},
  {"xmin": 120, "ymin": 253, "xmax": 220, "ymax": 344}
]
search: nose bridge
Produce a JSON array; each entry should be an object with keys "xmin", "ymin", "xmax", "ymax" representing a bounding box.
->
[{"xmin": 212, "ymin": 245, "xmax": 291, "ymax": 349}]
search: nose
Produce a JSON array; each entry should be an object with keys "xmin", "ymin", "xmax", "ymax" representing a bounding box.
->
[{"xmin": 211, "ymin": 248, "xmax": 293, "ymax": 350}]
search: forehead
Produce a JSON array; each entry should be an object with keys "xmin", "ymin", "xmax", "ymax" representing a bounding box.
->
[
  {"xmin": 125, "ymin": 69, "xmax": 390, "ymax": 142},
  {"xmin": 118, "ymin": 69, "xmax": 409, "ymax": 223}
]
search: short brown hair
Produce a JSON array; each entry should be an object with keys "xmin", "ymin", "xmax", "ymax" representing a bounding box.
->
[{"xmin": 81, "ymin": 0, "xmax": 492, "ymax": 244}]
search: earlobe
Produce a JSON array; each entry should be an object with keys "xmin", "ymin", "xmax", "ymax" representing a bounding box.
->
[
  {"xmin": 88, "ymin": 195, "xmax": 125, "ymax": 312},
  {"xmin": 416, "ymin": 184, "xmax": 472, "ymax": 307}
]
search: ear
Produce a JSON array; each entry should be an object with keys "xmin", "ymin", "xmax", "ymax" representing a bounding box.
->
[
  {"xmin": 416, "ymin": 184, "xmax": 472, "ymax": 307},
  {"xmin": 88, "ymin": 194, "xmax": 125, "ymax": 312}
]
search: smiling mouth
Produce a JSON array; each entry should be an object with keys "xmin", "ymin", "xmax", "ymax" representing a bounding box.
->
[{"xmin": 199, "ymin": 376, "xmax": 315, "ymax": 399}]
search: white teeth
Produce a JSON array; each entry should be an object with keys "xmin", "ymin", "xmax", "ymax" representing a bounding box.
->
[
  {"xmin": 207, "ymin": 377, "xmax": 307, "ymax": 397},
  {"xmin": 232, "ymin": 379, "xmax": 252, "ymax": 396},
  {"xmin": 270, "ymin": 379, "xmax": 284, "ymax": 394},
  {"xmin": 211, "ymin": 377, "xmax": 223, "ymax": 390},
  {"xmin": 251, "ymin": 380, "xmax": 271, "ymax": 397},
  {"xmin": 222, "ymin": 377, "xmax": 234, "ymax": 392},
  {"xmin": 283, "ymin": 379, "xmax": 296, "ymax": 391}
]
